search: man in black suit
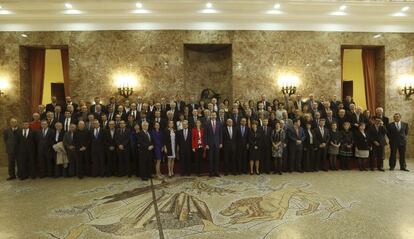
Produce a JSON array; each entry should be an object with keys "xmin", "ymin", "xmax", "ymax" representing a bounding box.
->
[
  {"xmin": 53, "ymin": 105, "xmax": 64, "ymax": 124},
  {"xmin": 74, "ymin": 120, "xmax": 90, "ymax": 178},
  {"xmin": 63, "ymin": 96, "xmax": 78, "ymax": 112},
  {"xmin": 17, "ymin": 121, "xmax": 36, "ymax": 179},
  {"xmin": 257, "ymin": 94, "xmax": 270, "ymax": 110},
  {"xmin": 176, "ymin": 120, "xmax": 192, "ymax": 176},
  {"xmin": 231, "ymin": 108, "xmax": 241, "ymax": 126},
  {"xmin": 286, "ymin": 118, "xmax": 305, "ymax": 172},
  {"xmin": 63, "ymin": 123, "xmax": 77, "ymax": 177},
  {"xmin": 375, "ymin": 107, "xmax": 389, "ymax": 129},
  {"xmin": 115, "ymin": 120, "xmax": 131, "ymax": 177},
  {"xmin": 315, "ymin": 118, "xmax": 330, "ymax": 171},
  {"xmin": 3, "ymin": 118, "xmax": 19, "ymax": 180},
  {"xmin": 236, "ymin": 118, "xmax": 250, "ymax": 174},
  {"xmin": 175, "ymin": 95, "xmax": 186, "ymax": 113},
  {"xmin": 36, "ymin": 120, "xmax": 55, "ymax": 178},
  {"xmin": 104, "ymin": 121, "xmax": 118, "ymax": 177},
  {"xmin": 63, "ymin": 110, "xmax": 77, "ymax": 132},
  {"xmin": 52, "ymin": 122, "xmax": 65, "ymax": 177},
  {"xmin": 90, "ymin": 96, "xmax": 107, "ymax": 113},
  {"xmin": 152, "ymin": 111, "xmax": 166, "ymax": 130},
  {"xmin": 46, "ymin": 96, "xmax": 58, "ymax": 112},
  {"xmin": 223, "ymin": 119, "xmax": 238, "ymax": 175},
  {"xmin": 349, "ymin": 106, "xmax": 365, "ymax": 130},
  {"xmin": 188, "ymin": 109, "xmax": 199, "ymax": 129},
  {"xmin": 261, "ymin": 118, "xmax": 273, "ymax": 174},
  {"xmin": 368, "ymin": 117, "xmax": 387, "ymax": 171},
  {"xmin": 387, "ymin": 113, "xmax": 409, "ymax": 171},
  {"xmin": 137, "ymin": 121, "xmax": 153, "ymax": 180},
  {"xmin": 336, "ymin": 109, "xmax": 348, "ymax": 131},
  {"xmin": 90, "ymin": 120, "xmax": 106, "ymax": 177},
  {"xmin": 204, "ymin": 111, "xmax": 223, "ymax": 177}
]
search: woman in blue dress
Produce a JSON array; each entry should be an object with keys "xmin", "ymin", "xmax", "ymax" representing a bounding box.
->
[{"xmin": 151, "ymin": 122, "xmax": 164, "ymax": 178}]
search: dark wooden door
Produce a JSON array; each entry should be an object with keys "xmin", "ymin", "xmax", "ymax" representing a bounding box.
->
[
  {"xmin": 51, "ymin": 83, "xmax": 66, "ymax": 106},
  {"xmin": 342, "ymin": 81, "xmax": 353, "ymax": 100}
]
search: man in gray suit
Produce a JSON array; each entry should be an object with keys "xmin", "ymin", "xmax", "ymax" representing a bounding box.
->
[
  {"xmin": 3, "ymin": 118, "xmax": 19, "ymax": 180},
  {"xmin": 387, "ymin": 113, "xmax": 409, "ymax": 171}
]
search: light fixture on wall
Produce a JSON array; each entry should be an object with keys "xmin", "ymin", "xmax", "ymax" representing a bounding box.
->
[
  {"xmin": 399, "ymin": 74, "xmax": 414, "ymax": 100},
  {"xmin": 115, "ymin": 73, "xmax": 137, "ymax": 98},
  {"xmin": 278, "ymin": 73, "xmax": 299, "ymax": 96},
  {"xmin": 0, "ymin": 79, "xmax": 9, "ymax": 97}
]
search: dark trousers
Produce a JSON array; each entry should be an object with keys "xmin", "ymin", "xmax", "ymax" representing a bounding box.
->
[
  {"xmin": 370, "ymin": 146, "xmax": 384, "ymax": 170},
  {"xmin": 180, "ymin": 149, "xmax": 192, "ymax": 176},
  {"xmin": 316, "ymin": 147, "xmax": 328, "ymax": 171},
  {"xmin": 91, "ymin": 152, "xmax": 106, "ymax": 177},
  {"xmin": 288, "ymin": 144, "xmax": 303, "ymax": 172},
  {"xmin": 389, "ymin": 144, "xmax": 407, "ymax": 169},
  {"xmin": 106, "ymin": 149, "xmax": 117, "ymax": 176},
  {"xmin": 303, "ymin": 147, "xmax": 316, "ymax": 172},
  {"xmin": 16, "ymin": 155, "xmax": 28, "ymax": 179},
  {"xmin": 262, "ymin": 147, "xmax": 272, "ymax": 173},
  {"xmin": 38, "ymin": 150, "xmax": 52, "ymax": 178},
  {"xmin": 282, "ymin": 147, "xmax": 289, "ymax": 172},
  {"xmin": 194, "ymin": 148, "xmax": 203, "ymax": 175},
  {"xmin": 237, "ymin": 145, "xmax": 248, "ymax": 174},
  {"xmin": 208, "ymin": 145, "xmax": 220, "ymax": 176},
  {"xmin": 117, "ymin": 149, "xmax": 131, "ymax": 176},
  {"xmin": 76, "ymin": 150, "xmax": 88, "ymax": 178},
  {"xmin": 7, "ymin": 153, "xmax": 16, "ymax": 178},
  {"xmin": 340, "ymin": 155, "xmax": 352, "ymax": 170},
  {"xmin": 273, "ymin": 157, "xmax": 282, "ymax": 173},
  {"xmin": 223, "ymin": 146, "xmax": 236, "ymax": 175},
  {"xmin": 139, "ymin": 151, "xmax": 152, "ymax": 180},
  {"xmin": 67, "ymin": 149, "xmax": 77, "ymax": 177}
]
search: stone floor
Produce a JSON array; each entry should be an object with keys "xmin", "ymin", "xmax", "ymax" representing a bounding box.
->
[{"xmin": 0, "ymin": 162, "xmax": 414, "ymax": 239}]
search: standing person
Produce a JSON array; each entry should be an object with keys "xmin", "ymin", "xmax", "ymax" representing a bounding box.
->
[
  {"xmin": 191, "ymin": 119, "xmax": 205, "ymax": 176},
  {"xmin": 176, "ymin": 120, "xmax": 192, "ymax": 176},
  {"xmin": 354, "ymin": 123, "xmax": 370, "ymax": 171},
  {"xmin": 387, "ymin": 113, "xmax": 409, "ymax": 171},
  {"xmin": 129, "ymin": 123, "xmax": 140, "ymax": 177},
  {"xmin": 36, "ymin": 120, "xmax": 55, "ymax": 178},
  {"xmin": 222, "ymin": 119, "xmax": 238, "ymax": 175},
  {"xmin": 261, "ymin": 119, "xmax": 273, "ymax": 174},
  {"xmin": 63, "ymin": 123, "xmax": 77, "ymax": 177},
  {"xmin": 53, "ymin": 122, "xmax": 66, "ymax": 177},
  {"xmin": 74, "ymin": 121, "xmax": 90, "ymax": 179},
  {"xmin": 115, "ymin": 121, "xmax": 131, "ymax": 177},
  {"xmin": 3, "ymin": 118, "xmax": 19, "ymax": 180},
  {"xmin": 339, "ymin": 122, "xmax": 354, "ymax": 170},
  {"xmin": 303, "ymin": 122, "xmax": 317, "ymax": 172},
  {"xmin": 137, "ymin": 121, "xmax": 154, "ymax": 181},
  {"xmin": 164, "ymin": 121, "xmax": 177, "ymax": 177},
  {"xmin": 248, "ymin": 121, "xmax": 263, "ymax": 175},
  {"xmin": 151, "ymin": 122, "xmax": 164, "ymax": 179},
  {"xmin": 286, "ymin": 118, "xmax": 305, "ymax": 173},
  {"xmin": 368, "ymin": 118, "xmax": 387, "ymax": 171},
  {"xmin": 236, "ymin": 118, "xmax": 250, "ymax": 174},
  {"xmin": 315, "ymin": 118, "xmax": 330, "ymax": 171},
  {"xmin": 90, "ymin": 120, "xmax": 106, "ymax": 177},
  {"xmin": 328, "ymin": 122, "xmax": 341, "ymax": 170},
  {"xmin": 16, "ymin": 121, "xmax": 36, "ymax": 180},
  {"xmin": 204, "ymin": 112, "xmax": 223, "ymax": 177},
  {"xmin": 271, "ymin": 121, "xmax": 285, "ymax": 175}
]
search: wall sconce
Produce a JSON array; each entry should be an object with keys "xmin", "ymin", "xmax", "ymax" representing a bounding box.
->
[
  {"xmin": 278, "ymin": 74, "xmax": 299, "ymax": 96},
  {"xmin": 399, "ymin": 74, "xmax": 414, "ymax": 100},
  {"xmin": 0, "ymin": 79, "xmax": 9, "ymax": 97},
  {"xmin": 114, "ymin": 73, "xmax": 137, "ymax": 99}
]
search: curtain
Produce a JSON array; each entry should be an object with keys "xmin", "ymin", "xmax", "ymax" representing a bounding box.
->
[
  {"xmin": 61, "ymin": 48, "xmax": 70, "ymax": 97},
  {"xmin": 29, "ymin": 48, "xmax": 46, "ymax": 113},
  {"xmin": 362, "ymin": 49, "xmax": 376, "ymax": 113},
  {"xmin": 341, "ymin": 48, "xmax": 345, "ymax": 101}
]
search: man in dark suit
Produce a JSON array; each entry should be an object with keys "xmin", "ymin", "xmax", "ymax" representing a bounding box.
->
[
  {"xmin": 90, "ymin": 97, "xmax": 107, "ymax": 113},
  {"xmin": 368, "ymin": 117, "xmax": 387, "ymax": 171},
  {"xmin": 63, "ymin": 110, "xmax": 77, "ymax": 132},
  {"xmin": 3, "ymin": 118, "xmax": 19, "ymax": 180},
  {"xmin": 52, "ymin": 122, "xmax": 65, "ymax": 177},
  {"xmin": 261, "ymin": 118, "xmax": 273, "ymax": 174},
  {"xmin": 231, "ymin": 108, "xmax": 241, "ymax": 126},
  {"xmin": 73, "ymin": 120, "xmax": 90, "ymax": 178},
  {"xmin": 63, "ymin": 123, "xmax": 77, "ymax": 177},
  {"xmin": 236, "ymin": 118, "xmax": 250, "ymax": 174},
  {"xmin": 176, "ymin": 120, "xmax": 192, "ymax": 176},
  {"xmin": 45, "ymin": 96, "xmax": 58, "ymax": 112},
  {"xmin": 315, "ymin": 118, "xmax": 330, "ymax": 171},
  {"xmin": 387, "ymin": 113, "xmax": 409, "ymax": 171},
  {"xmin": 104, "ymin": 121, "xmax": 118, "ymax": 177},
  {"xmin": 204, "ymin": 111, "xmax": 223, "ymax": 177},
  {"xmin": 90, "ymin": 120, "xmax": 106, "ymax": 177},
  {"xmin": 17, "ymin": 121, "xmax": 36, "ymax": 179},
  {"xmin": 257, "ymin": 94, "xmax": 270, "ymax": 110},
  {"xmin": 36, "ymin": 120, "xmax": 55, "ymax": 178},
  {"xmin": 336, "ymin": 109, "xmax": 349, "ymax": 131},
  {"xmin": 52, "ymin": 105, "xmax": 64, "ymax": 125},
  {"xmin": 375, "ymin": 107, "xmax": 389, "ymax": 129},
  {"xmin": 286, "ymin": 118, "xmax": 305, "ymax": 172},
  {"xmin": 63, "ymin": 96, "xmax": 78, "ymax": 112},
  {"xmin": 137, "ymin": 121, "xmax": 153, "ymax": 180},
  {"xmin": 151, "ymin": 111, "xmax": 166, "ymax": 130},
  {"xmin": 349, "ymin": 106, "xmax": 365, "ymax": 130},
  {"xmin": 115, "ymin": 120, "xmax": 131, "ymax": 177},
  {"xmin": 223, "ymin": 119, "xmax": 238, "ymax": 175},
  {"xmin": 294, "ymin": 94, "xmax": 304, "ymax": 110},
  {"xmin": 175, "ymin": 95, "xmax": 186, "ymax": 113},
  {"xmin": 188, "ymin": 109, "xmax": 199, "ymax": 129}
]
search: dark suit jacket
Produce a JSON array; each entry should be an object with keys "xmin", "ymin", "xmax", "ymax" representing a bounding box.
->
[
  {"xmin": 90, "ymin": 104, "xmax": 107, "ymax": 114},
  {"xmin": 387, "ymin": 121, "xmax": 409, "ymax": 146},
  {"xmin": 314, "ymin": 127, "xmax": 331, "ymax": 146},
  {"xmin": 17, "ymin": 129, "xmax": 36, "ymax": 157},
  {"xmin": 73, "ymin": 129, "xmax": 91, "ymax": 151},
  {"xmin": 3, "ymin": 128, "xmax": 19, "ymax": 154},
  {"xmin": 204, "ymin": 120, "xmax": 223, "ymax": 147},
  {"xmin": 236, "ymin": 125, "xmax": 250, "ymax": 148},
  {"xmin": 90, "ymin": 128, "xmax": 106, "ymax": 152},
  {"xmin": 115, "ymin": 128, "xmax": 131, "ymax": 149},
  {"xmin": 223, "ymin": 126, "xmax": 238, "ymax": 150},
  {"xmin": 354, "ymin": 130, "xmax": 370, "ymax": 150},
  {"xmin": 46, "ymin": 103, "xmax": 58, "ymax": 112},
  {"xmin": 176, "ymin": 129, "xmax": 192, "ymax": 154},
  {"xmin": 36, "ymin": 128, "xmax": 55, "ymax": 153},
  {"xmin": 261, "ymin": 126, "xmax": 273, "ymax": 148},
  {"xmin": 367, "ymin": 125, "xmax": 387, "ymax": 147},
  {"xmin": 137, "ymin": 130, "xmax": 153, "ymax": 154},
  {"xmin": 287, "ymin": 126, "xmax": 305, "ymax": 147}
]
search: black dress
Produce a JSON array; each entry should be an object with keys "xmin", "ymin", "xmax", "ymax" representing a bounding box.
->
[{"xmin": 248, "ymin": 129, "xmax": 263, "ymax": 161}]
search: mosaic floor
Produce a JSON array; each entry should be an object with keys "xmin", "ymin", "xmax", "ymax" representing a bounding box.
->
[{"xmin": 0, "ymin": 162, "xmax": 414, "ymax": 239}]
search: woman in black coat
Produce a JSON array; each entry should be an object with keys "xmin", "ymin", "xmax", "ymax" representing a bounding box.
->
[
  {"xmin": 248, "ymin": 121, "xmax": 263, "ymax": 175},
  {"xmin": 353, "ymin": 122, "xmax": 370, "ymax": 171},
  {"xmin": 303, "ymin": 122, "xmax": 317, "ymax": 172}
]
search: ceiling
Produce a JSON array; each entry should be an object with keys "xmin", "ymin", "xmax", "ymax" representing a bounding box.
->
[{"xmin": 0, "ymin": 0, "xmax": 413, "ymax": 32}]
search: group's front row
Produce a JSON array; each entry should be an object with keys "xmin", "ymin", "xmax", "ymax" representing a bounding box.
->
[{"xmin": 3, "ymin": 111, "xmax": 409, "ymax": 181}]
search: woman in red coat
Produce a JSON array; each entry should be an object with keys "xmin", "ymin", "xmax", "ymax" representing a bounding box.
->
[{"xmin": 192, "ymin": 119, "xmax": 205, "ymax": 176}]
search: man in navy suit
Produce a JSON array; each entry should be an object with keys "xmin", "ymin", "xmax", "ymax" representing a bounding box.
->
[
  {"xmin": 286, "ymin": 118, "xmax": 305, "ymax": 173},
  {"xmin": 176, "ymin": 120, "xmax": 192, "ymax": 176},
  {"xmin": 387, "ymin": 113, "xmax": 409, "ymax": 171},
  {"xmin": 204, "ymin": 111, "xmax": 223, "ymax": 177},
  {"xmin": 90, "ymin": 120, "xmax": 106, "ymax": 177}
]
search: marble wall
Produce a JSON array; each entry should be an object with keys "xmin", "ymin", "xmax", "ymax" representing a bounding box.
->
[{"xmin": 0, "ymin": 30, "xmax": 414, "ymax": 165}]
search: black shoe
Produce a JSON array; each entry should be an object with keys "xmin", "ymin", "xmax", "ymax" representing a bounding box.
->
[
  {"xmin": 215, "ymin": 174, "xmax": 221, "ymax": 177},
  {"xmin": 401, "ymin": 168, "xmax": 410, "ymax": 172},
  {"xmin": 250, "ymin": 172, "xmax": 253, "ymax": 175},
  {"xmin": 371, "ymin": 168, "xmax": 375, "ymax": 171},
  {"xmin": 6, "ymin": 176, "xmax": 16, "ymax": 181},
  {"xmin": 390, "ymin": 168, "xmax": 395, "ymax": 171},
  {"xmin": 256, "ymin": 172, "xmax": 260, "ymax": 175},
  {"xmin": 278, "ymin": 172, "xmax": 282, "ymax": 175},
  {"xmin": 378, "ymin": 168, "xmax": 385, "ymax": 172}
]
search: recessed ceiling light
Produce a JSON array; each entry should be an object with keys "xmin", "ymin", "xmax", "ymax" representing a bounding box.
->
[
  {"xmin": 206, "ymin": 2, "xmax": 213, "ymax": 8},
  {"xmin": 274, "ymin": 3, "xmax": 281, "ymax": 9},
  {"xmin": 64, "ymin": 9, "xmax": 81, "ymax": 14},
  {"xmin": 328, "ymin": 59, "xmax": 334, "ymax": 62},
  {"xmin": 0, "ymin": 5, "xmax": 2, "ymax": 9},
  {"xmin": 392, "ymin": 12, "xmax": 406, "ymax": 17},
  {"xmin": 373, "ymin": 34, "xmax": 382, "ymax": 38},
  {"xmin": 131, "ymin": 9, "xmax": 150, "ymax": 14},
  {"xmin": 21, "ymin": 33, "xmax": 28, "ymax": 38},
  {"xmin": 401, "ymin": 6, "xmax": 410, "ymax": 12},
  {"xmin": 136, "ymin": 2, "xmax": 143, "ymax": 8},
  {"xmin": 266, "ymin": 9, "xmax": 283, "ymax": 15},
  {"xmin": 65, "ymin": 3, "xmax": 73, "ymax": 9},
  {"xmin": 330, "ymin": 11, "xmax": 347, "ymax": 16},
  {"xmin": 199, "ymin": 8, "xmax": 218, "ymax": 14},
  {"xmin": 0, "ymin": 9, "xmax": 11, "ymax": 15},
  {"xmin": 339, "ymin": 5, "xmax": 347, "ymax": 11}
]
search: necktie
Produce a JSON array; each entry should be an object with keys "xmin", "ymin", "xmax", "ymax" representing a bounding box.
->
[
  {"xmin": 25, "ymin": 129, "xmax": 28, "ymax": 138},
  {"xmin": 212, "ymin": 121, "xmax": 216, "ymax": 134},
  {"xmin": 296, "ymin": 128, "xmax": 299, "ymax": 137},
  {"xmin": 229, "ymin": 127, "xmax": 232, "ymax": 139},
  {"xmin": 264, "ymin": 126, "xmax": 267, "ymax": 135},
  {"xmin": 321, "ymin": 127, "xmax": 324, "ymax": 136},
  {"xmin": 43, "ymin": 129, "xmax": 46, "ymax": 137},
  {"xmin": 146, "ymin": 131, "xmax": 150, "ymax": 141},
  {"xmin": 184, "ymin": 129, "xmax": 187, "ymax": 140},
  {"xmin": 241, "ymin": 126, "xmax": 245, "ymax": 136},
  {"xmin": 122, "ymin": 128, "xmax": 125, "ymax": 134},
  {"xmin": 95, "ymin": 129, "xmax": 98, "ymax": 138}
]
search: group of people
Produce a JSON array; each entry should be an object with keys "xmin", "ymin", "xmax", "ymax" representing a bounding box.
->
[{"xmin": 3, "ymin": 93, "xmax": 410, "ymax": 181}]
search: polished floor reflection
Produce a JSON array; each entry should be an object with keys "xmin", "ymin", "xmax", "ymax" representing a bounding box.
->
[{"xmin": 0, "ymin": 164, "xmax": 413, "ymax": 239}]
